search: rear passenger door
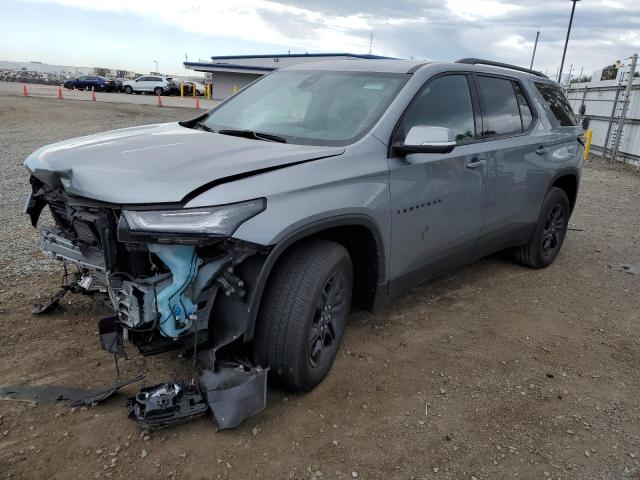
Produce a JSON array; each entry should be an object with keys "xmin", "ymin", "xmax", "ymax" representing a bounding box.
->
[
  {"xmin": 473, "ymin": 74, "xmax": 547, "ymax": 257},
  {"xmin": 388, "ymin": 74, "xmax": 486, "ymax": 293}
]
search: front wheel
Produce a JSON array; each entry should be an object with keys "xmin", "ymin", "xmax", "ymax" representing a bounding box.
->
[
  {"xmin": 253, "ymin": 239, "xmax": 353, "ymax": 392},
  {"xmin": 513, "ymin": 187, "xmax": 570, "ymax": 268},
  {"xmin": 124, "ymin": 86, "xmax": 133, "ymax": 94}
]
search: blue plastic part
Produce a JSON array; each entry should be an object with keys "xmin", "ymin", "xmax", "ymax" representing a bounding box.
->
[{"xmin": 148, "ymin": 244, "xmax": 200, "ymax": 339}]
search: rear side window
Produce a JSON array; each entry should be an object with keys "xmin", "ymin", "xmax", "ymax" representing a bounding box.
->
[
  {"xmin": 534, "ymin": 82, "xmax": 576, "ymax": 126},
  {"xmin": 396, "ymin": 74, "xmax": 476, "ymax": 143},
  {"xmin": 476, "ymin": 76, "xmax": 522, "ymax": 136}
]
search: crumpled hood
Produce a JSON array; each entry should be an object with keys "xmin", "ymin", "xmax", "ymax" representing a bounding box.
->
[{"xmin": 24, "ymin": 122, "xmax": 345, "ymax": 204}]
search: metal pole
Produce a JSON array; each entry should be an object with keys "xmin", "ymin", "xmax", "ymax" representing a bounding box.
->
[
  {"xmin": 558, "ymin": 0, "xmax": 579, "ymax": 82},
  {"xmin": 530, "ymin": 31, "xmax": 540, "ymax": 70},
  {"xmin": 610, "ymin": 53, "xmax": 638, "ymax": 162},
  {"xmin": 153, "ymin": 60, "xmax": 158, "ymax": 74}
]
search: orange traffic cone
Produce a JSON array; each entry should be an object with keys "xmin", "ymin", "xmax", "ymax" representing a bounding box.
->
[
  {"xmin": 91, "ymin": 91, "xmax": 96, "ymax": 102},
  {"xmin": 195, "ymin": 97, "xmax": 200, "ymax": 110},
  {"xmin": 57, "ymin": 86, "xmax": 63, "ymax": 99},
  {"xmin": 22, "ymin": 84, "xmax": 29, "ymax": 96},
  {"xmin": 157, "ymin": 95, "xmax": 163, "ymax": 107}
]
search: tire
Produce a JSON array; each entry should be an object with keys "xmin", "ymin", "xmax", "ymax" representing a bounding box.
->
[
  {"xmin": 195, "ymin": 90, "xmax": 201, "ymax": 96},
  {"xmin": 154, "ymin": 87, "xmax": 164, "ymax": 96},
  {"xmin": 124, "ymin": 86, "xmax": 133, "ymax": 94},
  {"xmin": 513, "ymin": 187, "xmax": 570, "ymax": 269},
  {"xmin": 253, "ymin": 239, "xmax": 353, "ymax": 392}
]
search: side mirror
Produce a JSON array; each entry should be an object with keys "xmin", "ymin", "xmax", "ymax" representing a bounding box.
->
[{"xmin": 393, "ymin": 126, "xmax": 456, "ymax": 156}]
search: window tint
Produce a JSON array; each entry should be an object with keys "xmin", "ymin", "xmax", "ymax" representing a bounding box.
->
[
  {"xmin": 514, "ymin": 82, "xmax": 533, "ymax": 130},
  {"xmin": 476, "ymin": 76, "xmax": 522, "ymax": 136},
  {"xmin": 534, "ymin": 82, "xmax": 576, "ymax": 126},
  {"xmin": 396, "ymin": 75, "xmax": 475, "ymax": 143},
  {"xmin": 138, "ymin": 76, "xmax": 150, "ymax": 81}
]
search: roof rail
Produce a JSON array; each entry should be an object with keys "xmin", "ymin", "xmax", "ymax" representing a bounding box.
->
[{"xmin": 455, "ymin": 58, "xmax": 548, "ymax": 79}]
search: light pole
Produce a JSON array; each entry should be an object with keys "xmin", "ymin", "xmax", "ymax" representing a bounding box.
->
[
  {"xmin": 558, "ymin": 0, "xmax": 580, "ymax": 83},
  {"xmin": 530, "ymin": 31, "xmax": 540, "ymax": 70},
  {"xmin": 153, "ymin": 60, "xmax": 158, "ymax": 74}
]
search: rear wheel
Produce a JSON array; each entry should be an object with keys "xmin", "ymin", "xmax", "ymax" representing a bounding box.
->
[
  {"xmin": 154, "ymin": 87, "xmax": 164, "ymax": 96},
  {"xmin": 513, "ymin": 187, "xmax": 570, "ymax": 268},
  {"xmin": 253, "ymin": 239, "xmax": 353, "ymax": 392}
]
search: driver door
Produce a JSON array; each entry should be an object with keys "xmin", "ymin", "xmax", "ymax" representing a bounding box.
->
[{"xmin": 388, "ymin": 73, "xmax": 488, "ymax": 293}]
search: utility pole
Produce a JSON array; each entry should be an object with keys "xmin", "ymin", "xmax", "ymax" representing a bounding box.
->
[
  {"xmin": 369, "ymin": 32, "xmax": 373, "ymax": 55},
  {"xmin": 153, "ymin": 60, "xmax": 158, "ymax": 74},
  {"xmin": 530, "ymin": 31, "xmax": 540, "ymax": 70},
  {"xmin": 558, "ymin": 0, "xmax": 580, "ymax": 82},
  {"xmin": 610, "ymin": 53, "xmax": 638, "ymax": 162}
]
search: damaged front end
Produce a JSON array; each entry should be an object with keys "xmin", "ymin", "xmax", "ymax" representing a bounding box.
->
[{"xmin": 25, "ymin": 176, "xmax": 270, "ymax": 428}]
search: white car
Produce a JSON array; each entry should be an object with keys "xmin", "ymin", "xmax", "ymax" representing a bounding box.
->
[{"xmin": 123, "ymin": 76, "xmax": 177, "ymax": 96}]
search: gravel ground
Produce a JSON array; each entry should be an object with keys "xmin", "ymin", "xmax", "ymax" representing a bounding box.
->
[{"xmin": 1, "ymin": 95, "xmax": 640, "ymax": 480}]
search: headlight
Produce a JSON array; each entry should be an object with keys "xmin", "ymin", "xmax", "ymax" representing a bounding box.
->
[{"xmin": 122, "ymin": 199, "xmax": 265, "ymax": 236}]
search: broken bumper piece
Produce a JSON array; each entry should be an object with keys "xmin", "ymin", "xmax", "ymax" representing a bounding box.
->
[
  {"xmin": 127, "ymin": 362, "xmax": 268, "ymax": 430},
  {"xmin": 200, "ymin": 363, "xmax": 268, "ymax": 430},
  {"xmin": 127, "ymin": 382, "xmax": 209, "ymax": 430}
]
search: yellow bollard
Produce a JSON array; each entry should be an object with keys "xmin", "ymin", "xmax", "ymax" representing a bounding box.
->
[
  {"xmin": 180, "ymin": 82, "xmax": 184, "ymax": 97},
  {"xmin": 583, "ymin": 129, "xmax": 593, "ymax": 160},
  {"xmin": 232, "ymin": 84, "xmax": 237, "ymax": 94},
  {"xmin": 192, "ymin": 82, "xmax": 196, "ymax": 97}
]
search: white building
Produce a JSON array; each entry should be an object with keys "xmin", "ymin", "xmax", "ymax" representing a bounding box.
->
[{"xmin": 184, "ymin": 53, "xmax": 393, "ymax": 100}]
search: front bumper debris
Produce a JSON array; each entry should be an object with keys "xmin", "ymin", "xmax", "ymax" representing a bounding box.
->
[
  {"xmin": 127, "ymin": 382, "xmax": 209, "ymax": 429},
  {"xmin": 126, "ymin": 361, "xmax": 268, "ymax": 431}
]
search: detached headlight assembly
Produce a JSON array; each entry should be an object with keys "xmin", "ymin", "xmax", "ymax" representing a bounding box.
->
[{"xmin": 122, "ymin": 199, "xmax": 265, "ymax": 236}]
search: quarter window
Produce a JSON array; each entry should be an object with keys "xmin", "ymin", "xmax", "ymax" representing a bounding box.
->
[
  {"xmin": 396, "ymin": 75, "xmax": 476, "ymax": 144},
  {"xmin": 534, "ymin": 82, "xmax": 576, "ymax": 126},
  {"xmin": 476, "ymin": 76, "xmax": 522, "ymax": 136},
  {"xmin": 514, "ymin": 82, "xmax": 533, "ymax": 131}
]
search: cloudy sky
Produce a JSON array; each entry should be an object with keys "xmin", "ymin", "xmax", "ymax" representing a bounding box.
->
[{"xmin": 1, "ymin": 0, "xmax": 639, "ymax": 78}]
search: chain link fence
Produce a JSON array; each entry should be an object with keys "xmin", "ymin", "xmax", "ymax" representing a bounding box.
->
[{"xmin": 566, "ymin": 54, "xmax": 639, "ymax": 167}]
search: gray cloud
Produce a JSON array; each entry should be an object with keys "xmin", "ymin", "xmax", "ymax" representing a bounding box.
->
[{"xmin": 262, "ymin": 0, "xmax": 640, "ymax": 78}]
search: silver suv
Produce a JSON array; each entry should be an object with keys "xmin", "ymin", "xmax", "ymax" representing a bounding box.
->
[
  {"xmin": 24, "ymin": 58, "xmax": 583, "ymax": 394},
  {"xmin": 123, "ymin": 75, "xmax": 176, "ymax": 95}
]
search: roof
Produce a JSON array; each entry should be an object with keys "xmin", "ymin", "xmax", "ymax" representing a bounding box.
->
[
  {"xmin": 184, "ymin": 61, "xmax": 274, "ymax": 73},
  {"xmin": 210, "ymin": 53, "xmax": 395, "ymax": 61},
  {"xmin": 282, "ymin": 59, "xmax": 430, "ymax": 74}
]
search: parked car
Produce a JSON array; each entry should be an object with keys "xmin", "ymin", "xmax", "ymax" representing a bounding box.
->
[
  {"xmin": 184, "ymin": 80, "xmax": 206, "ymax": 96},
  {"xmin": 24, "ymin": 59, "xmax": 583, "ymax": 403},
  {"xmin": 122, "ymin": 75, "xmax": 177, "ymax": 95},
  {"xmin": 62, "ymin": 75, "xmax": 117, "ymax": 92}
]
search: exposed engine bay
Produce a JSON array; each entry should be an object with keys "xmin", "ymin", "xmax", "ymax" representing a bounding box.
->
[{"xmin": 23, "ymin": 176, "xmax": 271, "ymax": 429}]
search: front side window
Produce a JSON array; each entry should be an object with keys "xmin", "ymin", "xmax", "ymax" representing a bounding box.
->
[
  {"xmin": 534, "ymin": 82, "xmax": 576, "ymax": 127},
  {"xmin": 204, "ymin": 70, "xmax": 408, "ymax": 146},
  {"xmin": 395, "ymin": 74, "xmax": 476, "ymax": 144},
  {"xmin": 476, "ymin": 76, "xmax": 522, "ymax": 136}
]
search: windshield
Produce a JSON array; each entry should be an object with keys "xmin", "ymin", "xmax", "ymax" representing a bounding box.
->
[{"xmin": 203, "ymin": 70, "xmax": 408, "ymax": 146}]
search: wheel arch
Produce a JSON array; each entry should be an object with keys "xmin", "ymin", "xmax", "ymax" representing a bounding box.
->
[
  {"xmin": 550, "ymin": 169, "xmax": 580, "ymax": 214},
  {"xmin": 241, "ymin": 215, "xmax": 387, "ymax": 342}
]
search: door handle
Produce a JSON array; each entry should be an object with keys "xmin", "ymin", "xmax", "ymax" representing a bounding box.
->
[
  {"xmin": 535, "ymin": 146, "xmax": 547, "ymax": 155},
  {"xmin": 465, "ymin": 159, "xmax": 487, "ymax": 169}
]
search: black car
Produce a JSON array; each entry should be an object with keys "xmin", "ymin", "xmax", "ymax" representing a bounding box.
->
[{"xmin": 62, "ymin": 76, "xmax": 117, "ymax": 92}]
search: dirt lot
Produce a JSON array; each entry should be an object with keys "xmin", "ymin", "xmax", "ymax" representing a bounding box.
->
[{"xmin": 1, "ymin": 96, "xmax": 640, "ymax": 480}]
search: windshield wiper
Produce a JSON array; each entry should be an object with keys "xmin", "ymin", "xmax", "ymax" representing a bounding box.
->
[
  {"xmin": 194, "ymin": 122, "xmax": 215, "ymax": 133},
  {"xmin": 217, "ymin": 129, "xmax": 287, "ymax": 143}
]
